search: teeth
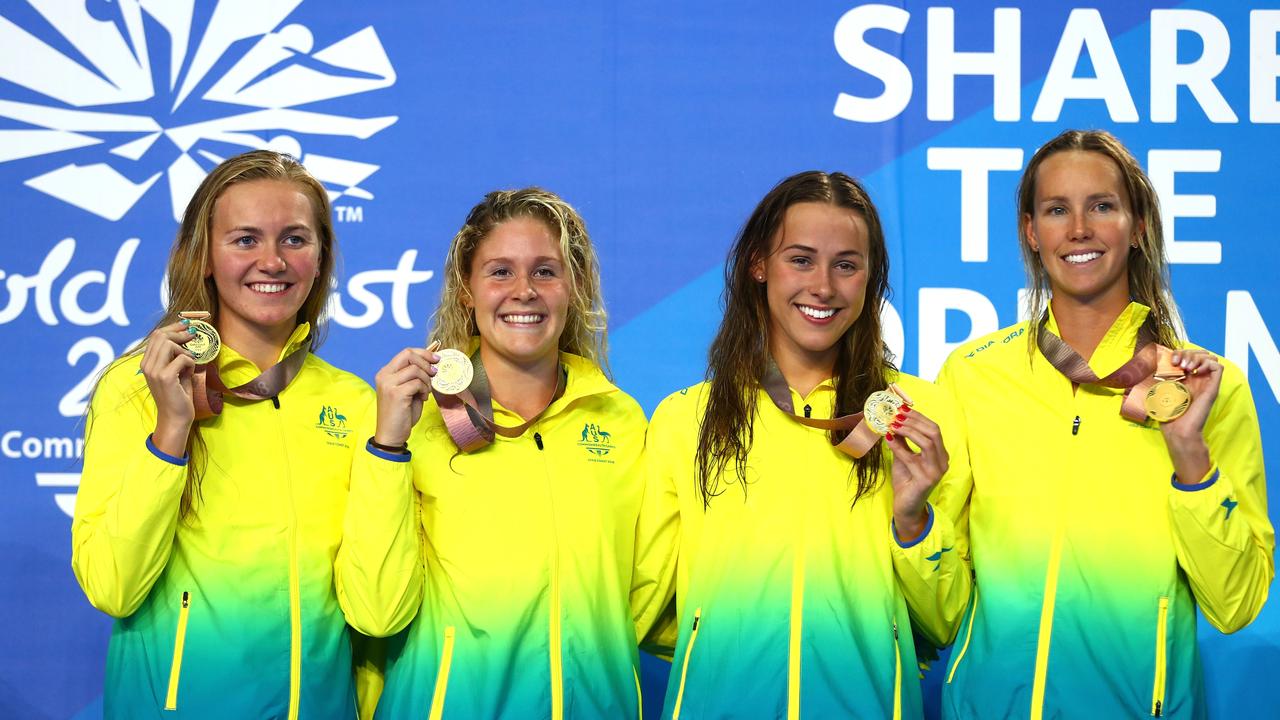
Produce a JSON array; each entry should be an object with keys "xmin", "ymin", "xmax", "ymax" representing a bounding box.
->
[
  {"xmin": 798, "ymin": 305, "xmax": 836, "ymax": 319},
  {"xmin": 503, "ymin": 314, "xmax": 543, "ymax": 324},
  {"xmin": 250, "ymin": 283, "xmax": 287, "ymax": 293},
  {"xmin": 1064, "ymin": 252, "xmax": 1102, "ymax": 264}
]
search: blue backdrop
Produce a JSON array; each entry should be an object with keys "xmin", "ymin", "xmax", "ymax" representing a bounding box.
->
[{"xmin": 1, "ymin": 1, "xmax": 1277, "ymax": 717}]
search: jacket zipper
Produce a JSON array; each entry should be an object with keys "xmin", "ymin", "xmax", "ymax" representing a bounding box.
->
[
  {"xmin": 277, "ymin": 399, "xmax": 302, "ymax": 720},
  {"xmin": 1151, "ymin": 597, "xmax": 1169, "ymax": 716},
  {"xmin": 788, "ymin": 533, "xmax": 806, "ymax": 720},
  {"xmin": 428, "ymin": 626, "xmax": 456, "ymax": 720},
  {"xmin": 946, "ymin": 586, "xmax": 980, "ymax": 684},
  {"xmin": 164, "ymin": 591, "xmax": 192, "ymax": 710},
  {"xmin": 671, "ymin": 608, "xmax": 702, "ymax": 720},
  {"xmin": 892, "ymin": 620, "xmax": 903, "ymax": 720},
  {"xmin": 537, "ymin": 427, "xmax": 563, "ymax": 718}
]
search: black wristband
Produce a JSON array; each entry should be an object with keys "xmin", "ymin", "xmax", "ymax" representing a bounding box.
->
[{"xmin": 368, "ymin": 436, "xmax": 409, "ymax": 454}]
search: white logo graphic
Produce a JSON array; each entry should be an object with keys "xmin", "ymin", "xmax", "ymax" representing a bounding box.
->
[{"xmin": 0, "ymin": 0, "xmax": 398, "ymax": 221}]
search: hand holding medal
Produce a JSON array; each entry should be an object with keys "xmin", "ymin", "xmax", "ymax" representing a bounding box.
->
[
  {"xmin": 372, "ymin": 341, "xmax": 442, "ymax": 451},
  {"xmin": 881, "ymin": 393, "xmax": 950, "ymax": 543},
  {"xmin": 140, "ymin": 311, "xmax": 220, "ymax": 455}
]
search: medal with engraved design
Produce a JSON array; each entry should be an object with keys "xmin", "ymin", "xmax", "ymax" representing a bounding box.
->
[
  {"xmin": 1143, "ymin": 346, "xmax": 1191, "ymax": 422},
  {"xmin": 862, "ymin": 390, "xmax": 904, "ymax": 436},
  {"xmin": 179, "ymin": 311, "xmax": 220, "ymax": 365},
  {"xmin": 431, "ymin": 348, "xmax": 474, "ymax": 395},
  {"xmin": 1145, "ymin": 379, "xmax": 1191, "ymax": 422}
]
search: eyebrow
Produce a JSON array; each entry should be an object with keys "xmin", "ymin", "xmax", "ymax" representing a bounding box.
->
[
  {"xmin": 779, "ymin": 243, "xmax": 864, "ymax": 258},
  {"xmin": 1038, "ymin": 192, "xmax": 1121, "ymax": 205},
  {"xmin": 224, "ymin": 224, "xmax": 314, "ymax": 236},
  {"xmin": 481, "ymin": 256, "xmax": 564, "ymax": 265}
]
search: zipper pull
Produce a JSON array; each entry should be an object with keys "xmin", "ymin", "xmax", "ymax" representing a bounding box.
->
[
  {"xmin": 1071, "ymin": 415, "xmax": 1080, "ymax": 436},
  {"xmin": 1154, "ymin": 700, "xmax": 1162, "ymax": 717},
  {"xmin": 181, "ymin": 591, "xmax": 189, "ymax": 608},
  {"xmin": 271, "ymin": 396, "xmax": 280, "ymax": 410},
  {"xmin": 692, "ymin": 614, "xmax": 700, "ymax": 631},
  {"xmin": 803, "ymin": 404, "xmax": 812, "ymax": 418},
  {"xmin": 892, "ymin": 620, "xmax": 898, "ymax": 639},
  {"xmin": 534, "ymin": 432, "xmax": 544, "ymax": 450}
]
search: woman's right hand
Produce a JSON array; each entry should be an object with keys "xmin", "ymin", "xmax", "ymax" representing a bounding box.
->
[
  {"xmin": 141, "ymin": 320, "xmax": 198, "ymax": 456},
  {"xmin": 373, "ymin": 346, "xmax": 440, "ymax": 449}
]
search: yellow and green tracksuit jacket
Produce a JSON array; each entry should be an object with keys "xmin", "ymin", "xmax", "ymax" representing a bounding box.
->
[
  {"xmin": 936, "ymin": 302, "xmax": 1274, "ymax": 719},
  {"xmin": 630, "ymin": 372, "xmax": 973, "ymax": 719},
  {"xmin": 360, "ymin": 353, "xmax": 647, "ymax": 719},
  {"xmin": 72, "ymin": 323, "xmax": 415, "ymax": 719}
]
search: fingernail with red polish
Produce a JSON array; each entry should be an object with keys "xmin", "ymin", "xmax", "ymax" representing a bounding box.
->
[
  {"xmin": 891, "ymin": 421, "xmax": 903, "ymax": 430},
  {"xmin": 886, "ymin": 432, "xmax": 895, "ymax": 442}
]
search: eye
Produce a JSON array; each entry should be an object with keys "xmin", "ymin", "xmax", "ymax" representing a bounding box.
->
[
  {"xmin": 234, "ymin": 235, "xmax": 256, "ymax": 247},
  {"xmin": 835, "ymin": 260, "xmax": 859, "ymax": 273},
  {"xmin": 489, "ymin": 266, "xmax": 512, "ymax": 278},
  {"xmin": 788, "ymin": 255, "xmax": 813, "ymax": 267},
  {"xmin": 1047, "ymin": 206, "xmax": 1067, "ymax": 216},
  {"xmin": 1094, "ymin": 202, "xmax": 1113, "ymax": 213},
  {"xmin": 282, "ymin": 235, "xmax": 307, "ymax": 247},
  {"xmin": 533, "ymin": 265, "xmax": 559, "ymax": 278}
]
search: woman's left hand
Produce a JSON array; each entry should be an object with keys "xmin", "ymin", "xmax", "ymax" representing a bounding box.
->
[
  {"xmin": 885, "ymin": 405, "xmax": 949, "ymax": 543},
  {"xmin": 1160, "ymin": 349, "xmax": 1223, "ymax": 483}
]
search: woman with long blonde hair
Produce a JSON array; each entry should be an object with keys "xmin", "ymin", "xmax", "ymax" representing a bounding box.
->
[
  {"xmin": 936, "ymin": 130, "xmax": 1273, "ymax": 718},
  {"xmin": 72, "ymin": 150, "xmax": 416, "ymax": 718},
  {"xmin": 356, "ymin": 188, "xmax": 647, "ymax": 719}
]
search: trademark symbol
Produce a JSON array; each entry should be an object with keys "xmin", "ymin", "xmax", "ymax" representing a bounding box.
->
[{"xmin": 336, "ymin": 206, "xmax": 364, "ymax": 222}]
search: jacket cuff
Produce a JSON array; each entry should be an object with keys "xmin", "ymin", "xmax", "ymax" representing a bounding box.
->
[
  {"xmin": 893, "ymin": 503, "xmax": 935, "ymax": 548},
  {"xmin": 146, "ymin": 435, "xmax": 188, "ymax": 466},
  {"xmin": 1172, "ymin": 465, "xmax": 1219, "ymax": 492},
  {"xmin": 366, "ymin": 440, "xmax": 411, "ymax": 463}
]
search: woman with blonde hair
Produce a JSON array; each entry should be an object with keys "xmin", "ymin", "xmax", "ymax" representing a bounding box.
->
[
  {"xmin": 359, "ymin": 188, "xmax": 647, "ymax": 719},
  {"xmin": 936, "ymin": 129, "xmax": 1273, "ymax": 718},
  {"xmin": 73, "ymin": 150, "xmax": 416, "ymax": 718},
  {"xmin": 631, "ymin": 170, "xmax": 973, "ymax": 718}
]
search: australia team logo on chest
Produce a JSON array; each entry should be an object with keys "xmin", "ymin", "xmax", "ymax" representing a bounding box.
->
[
  {"xmin": 577, "ymin": 422, "xmax": 616, "ymax": 464},
  {"xmin": 316, "ymin": 404, "xmax": 352, "ymax": 446}
]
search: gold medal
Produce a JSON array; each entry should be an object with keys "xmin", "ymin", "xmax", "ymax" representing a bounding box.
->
[
  {"xmin": 862, "ymin": 390, "xmax": 904, "ymax": 436},
  {"xmin": 431, "ymin": 348, "xmax": 474, "ymax": 395},
  {"xmin": 179, "ymin": 312, "xmax": 220, "ymax": 365},
  {"xmin": 1144, "ymin": 379, "xmax": 1191, "ymax": 422}
]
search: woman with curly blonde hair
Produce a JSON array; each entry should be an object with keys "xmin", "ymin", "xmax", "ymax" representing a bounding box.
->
[{"xmin": 354, "ymin": 188, "xmax": 647, "ymax": 719}]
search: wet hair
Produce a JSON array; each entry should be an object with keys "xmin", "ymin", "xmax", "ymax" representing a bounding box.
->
[
  {"xmin": 1017, "ymin": 129, "xmax": 1181, "ymax": 350},
  {"xmin": 696, "ymin": 171, "xmax": 895, "ymax": 508},
  {"xmin": 88, "ymin": 150, "xmax": 336, "ymax": 520},
  {"xmin": 428, "ymin": 187, "xmax": 608, "ymax": 371}
]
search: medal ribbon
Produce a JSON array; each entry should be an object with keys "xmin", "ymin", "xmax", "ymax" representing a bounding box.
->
[
  {"xmin": 192, "ymin": 346, "xmax": 309, "ymax": 421},
  {"xmin": 759, "ymin": 360, "xmax": 889, "ymax": 459},
  {"xmin": 1034, "ymin": 319, "xmax": 1176, "ymax": 422},
  {"xmin": 434, "ymin": 351, "xmax": 566, "ymax": 452}
]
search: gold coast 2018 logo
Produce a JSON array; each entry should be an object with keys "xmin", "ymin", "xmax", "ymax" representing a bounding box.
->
[
  {"xmin": 577, "ymin": 422, "xmax": 615, "ymax": 462},
  {"xmin": 0, "ymin": 0, "xmax": 398, "ymax": 222}
]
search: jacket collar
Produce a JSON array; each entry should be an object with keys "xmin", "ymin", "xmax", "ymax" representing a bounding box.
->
[
  {"xmin": 216, "ymin": 322, "xmax": 312, "ymax": 386},
  {"xmin": 1043, "ymin": 302, "xmax": 1151, "ymax": 377}
]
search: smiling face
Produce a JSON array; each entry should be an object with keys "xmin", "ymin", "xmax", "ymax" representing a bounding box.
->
[
  {"xmin": 466, "ymin": 216, "xmax": 570, "ymax": 371},
  {"xmin": 207, "ymin": 179, "xmax": 321, "ymax": 344},
  {"xmin": 1024, "ymin": 150, "xmax": 1139, "ymax": 313},
  {"xmin": 756, "ymin": 201, "xmax": 869, "ymax": 374}
]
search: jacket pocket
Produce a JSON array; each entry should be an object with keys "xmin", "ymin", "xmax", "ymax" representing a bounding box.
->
[
  {"xmin": 428, "ymin": 626, "xmax": 456, "ymax": 720},
  {"xmin": 671, "ymin": 608, "xmax": 702, "ymax": 720},
  {"xmin": 891, "ymin": 620, "xmax": 902, "ymax": 720},
  {"xmin": 164, "ymin": 591, "xmax": 192, "ymax": 711},
  {"xmin": 1151, "ymin": 597, "xmax": 1169, "ymax": 717},
  {"xmin": 946, "ymin": 585, "xmax": 979, "ymax": 685}
]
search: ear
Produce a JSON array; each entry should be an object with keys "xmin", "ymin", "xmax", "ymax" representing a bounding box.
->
[
  {"xmin": 749, "ymin": 256, "xmax": 766, "ymax": 283},
  {"xmin": 1022, "ymin": 214, "xmax": 1039, "ymax": 253}
]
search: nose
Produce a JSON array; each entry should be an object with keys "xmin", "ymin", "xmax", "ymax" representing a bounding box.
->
[
  {"xmin": 514, "ymin": 275, "xmax": 538, "ymax": 301},
  {"xmin": 258, "ymin": 244, "xmax": 286, "ymax": 274},
  {"xmin": 1069, "ymin": 210, "xmax": 1092, "ymax": 241},
  {"xmin": 810, "ymin": 269, "xmax": 835, "ymax": 301}
]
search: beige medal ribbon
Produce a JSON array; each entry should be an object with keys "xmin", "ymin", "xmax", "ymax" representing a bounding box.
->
[
  {"xmin": 760, "ymin": 360, "xmax": 912, "ymax": 458},
  {"xmin": 180, "ymin": 312, "xmax": 310, "ymax": 421},
  {"xmin": 432, "ymin": 347, "xmax": 566, "ymax": 452},
  {"xmin": 1034, "ymin": 320, "xmax": 1191, "ymax": 423}
]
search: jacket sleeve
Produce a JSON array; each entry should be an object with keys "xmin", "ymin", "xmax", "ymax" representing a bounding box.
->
[
  {"xmin": 630, "ymin": 397, "xmax": 683, "ymax": 657},
  {"xmin": 71, "ymin": 360, "xmax": 187, "ymax": 618},
  {"xmin": 892, "ymin": 366, "xmax": 976, "ymax": 648},
  {"xmin": 1167, "ymin": 359, "xmax": 1274, "ymax": 633},
  {"xmin": 334, "ymin": 403, "xmax": 425, "ymax": 638}
]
